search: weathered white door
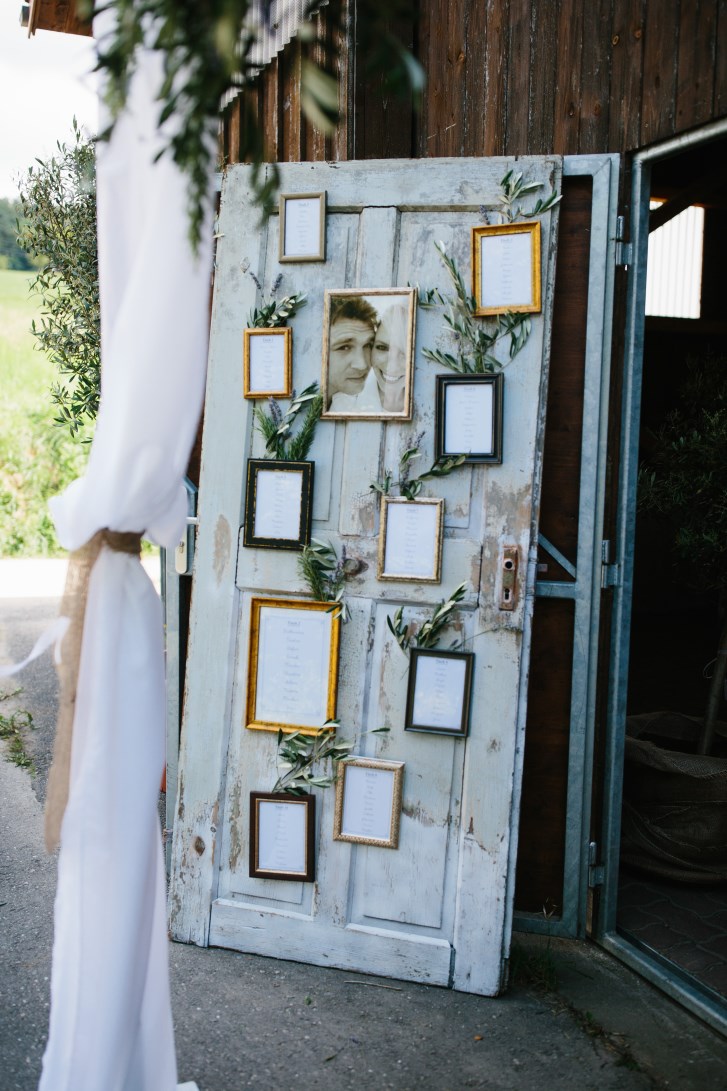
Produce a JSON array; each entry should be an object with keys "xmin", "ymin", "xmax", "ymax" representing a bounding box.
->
[{"xmin": 169, "ymin": 157, "xmax": 561, "ymax": 994}]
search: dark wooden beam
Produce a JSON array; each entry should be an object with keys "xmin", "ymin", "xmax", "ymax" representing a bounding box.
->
[{"xmin": 28, "ymin": 0, "xmax": 91, "ymax": 37}]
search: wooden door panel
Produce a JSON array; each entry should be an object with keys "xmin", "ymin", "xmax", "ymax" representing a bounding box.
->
[{"xmin": 171, "ymin": 157, "xmax": 562, "ymax": 995}]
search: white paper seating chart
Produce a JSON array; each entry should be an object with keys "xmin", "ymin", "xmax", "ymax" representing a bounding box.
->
[
  {"xmin": 445, "ymin": 383, "xmax": 493, "ymax": 455},
  {"xmin": 253, "ymin": 469, "xmax": 303, "ymax": 540},
  {"xmin": 342, "ymin": 764, "xmax": 394, "ymax": 840},
  {"xmin": 256, "ymin": 605, "xmax": 330, "ymax": 725},
  {"xmin": 249, "ymin": 334, "xmax": 285, "ymax": 391},
  {"xmin": 480, "ymin": 232, "xmax": 532, "ymax": 308},
  {"xmin": 412, "ymin": 655, "xmax": 466, "ymax": 730},
  {"xmin": 170, "ymin": 156, "xmax": 561, "ymax": 998},
  {"xmin": 258, "ymin": 799, "xmax": 306, "ymax": 872}
]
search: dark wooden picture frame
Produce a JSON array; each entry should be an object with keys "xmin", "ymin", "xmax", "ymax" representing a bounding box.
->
[
  {"xmin": 435, "ymin": 372, "xmax": 504, "ymax": 464},
  {"xmin": 405, "ymin": 648, "xmax": 474, "ymax": 737},
  {"xmin": 249, "ymin": 791, "xmax": 316, "ymax": 881},
  {"xmin": 243, "ymin": 459, "xmax": 314, "ymax": 550}
]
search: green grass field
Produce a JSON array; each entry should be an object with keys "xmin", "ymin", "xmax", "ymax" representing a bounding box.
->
[{"xmin": 0, "ymin": 269, "xmax": 88, "ymax": 556}]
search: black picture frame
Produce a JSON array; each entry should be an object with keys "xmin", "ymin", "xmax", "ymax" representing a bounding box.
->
[
  {"xmin": 435, "ymin": 373, "xmax": 504, "ymax": 465},
  {"xmin": 405, "ymin": 648, "xmax": 474, "ymax": 737},
  {"xmin": 243, "ymin": 459, "xmax": 314, "ymax": 550},
  {"xmin": 249, "ymin": 791, "xmax": 316, "ymax": 881}
]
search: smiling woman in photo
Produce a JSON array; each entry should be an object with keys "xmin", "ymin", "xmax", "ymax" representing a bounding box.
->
[{"xmin": 372, "ymin": 302, "xmax": 409, "ymax": 414}]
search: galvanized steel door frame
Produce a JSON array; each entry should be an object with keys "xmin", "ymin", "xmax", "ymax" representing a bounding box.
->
[
  {"xmin": 595, "ymin": 118, "xmax": 727, "ymax": 1036},
  {"xmin": 514, "ymin": 153, "xmax": 620, "ymax": 938}
]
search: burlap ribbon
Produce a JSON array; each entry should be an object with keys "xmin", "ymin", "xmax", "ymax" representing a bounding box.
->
[{"xmin": 45, "ymin": 528, "xmax": 143, "ymax": 852}]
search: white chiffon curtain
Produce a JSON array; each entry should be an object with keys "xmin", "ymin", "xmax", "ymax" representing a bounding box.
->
[{"xmin": 37, "ymin": 14, "xmax": 215, "ymax": 1090}]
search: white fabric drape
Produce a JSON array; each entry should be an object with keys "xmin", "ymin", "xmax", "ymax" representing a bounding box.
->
[{"xmin": 38, "ymin": 13, "xmax": 215, "ymax": 1090}]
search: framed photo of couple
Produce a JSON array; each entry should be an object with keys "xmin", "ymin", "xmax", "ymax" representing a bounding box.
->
[{"xmin": 321, "ymin": 288, "xmax": 417, "ymax": 420}]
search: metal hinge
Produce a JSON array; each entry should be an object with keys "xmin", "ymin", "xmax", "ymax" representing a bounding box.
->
[
  {"xmin": 588, "ymin": 841, "xmax": 604, "ymax": 888},
  {"xmin": 614, "ymin": 214, "xmax": 633, "ymax": 267},
  {"xmin": 601, "ymin": 540, "xmax": 621, "ymax": 589}
]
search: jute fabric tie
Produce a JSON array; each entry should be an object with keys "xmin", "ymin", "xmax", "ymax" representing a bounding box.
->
[{"xmin": 45, "ymin": 529, "xmax": 143, "ymax": 852}]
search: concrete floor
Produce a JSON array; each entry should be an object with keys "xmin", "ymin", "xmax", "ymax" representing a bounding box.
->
[{"xmin": 2, "ymin": 583, "xmax": 727, "ymax": 1090}]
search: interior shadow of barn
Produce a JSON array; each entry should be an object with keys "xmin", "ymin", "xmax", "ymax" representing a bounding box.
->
[{"xmin": 616, "ymin": 136, "xmax": 727, "ymax": 1007}]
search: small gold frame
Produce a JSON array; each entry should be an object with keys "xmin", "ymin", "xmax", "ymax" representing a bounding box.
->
[
  {"xmin": 246, "ymin": 597, "xmax": 340, "ymax": 736},
  {"xmin": 377, "ymin": 496, "xmax": 444, "ymax": 583},
  {"xmin": 333, "ymin": 757, "xmax": 405, "ymax": 848},
  {"xmin": 243, "ymin": 327, "xmax": 292, "ymax": 399},
  {"xmin": 471, "ymin": 221, "xmax": 541, "ymax": 316},
  {"xmin": 279, "ymin": 191, "xmax": 326, "ymax": 263}
]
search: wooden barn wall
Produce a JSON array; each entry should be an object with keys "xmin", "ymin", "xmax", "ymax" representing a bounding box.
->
[
  {"xmin": 217, "ymin": 0, "xmax": 725, "ymax": 926},
  {"xmin": 223, "ymin": 0, "xmax": 727, "ymax": 166}
]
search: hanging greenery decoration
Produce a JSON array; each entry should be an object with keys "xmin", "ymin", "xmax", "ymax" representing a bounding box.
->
[
  {"xmin": 419, "ymin": 171, "xmax": 561, "ymax": 374},
  {"xmin": 78, "ymin": 0, "xmax": 425, "ymax": 249},
  {"xmin": 387, "ymin": 583, "xmax": 468, "ymax": 653},
  {"xmin": 370, "ymin": 434, "xmax": 466, "ymax": 499},
  {"xmin": 272, "ymin": 723, "xmax": 390, "ymax": 796},
  {"xmin": 298, "ymin": 538, "xmax": 350, "ymax": 620},
  {"xmin": 254, "ymin": 382, "xmax": 322, "ymax": 460}
]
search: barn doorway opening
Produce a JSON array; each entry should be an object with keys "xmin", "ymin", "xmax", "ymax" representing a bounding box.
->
[{"xmin": 610, "ymin": 130, "xmax": 727, "ymax": 1024}]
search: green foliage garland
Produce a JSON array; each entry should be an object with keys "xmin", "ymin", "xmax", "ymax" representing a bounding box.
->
[
  {"xmin": 79, "ymin": 0, "xmax": 424, "ymax": 249},
  {"xmin": 371, "ymin": 434, "xmax": 465, "ymax": 500}
]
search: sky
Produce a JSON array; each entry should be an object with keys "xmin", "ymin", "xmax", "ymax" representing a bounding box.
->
[{"xmin": 0, "ymin": 0, "xmax": 98, "ymax": 200}]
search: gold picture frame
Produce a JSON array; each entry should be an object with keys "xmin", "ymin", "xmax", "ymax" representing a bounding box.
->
[
  {"xmin": 246, "ymin": 597, "xmax": 340, "ymax": 736},
  {"xmin": 243, "ymin": 327, "xmax": 292, "ymax": 399},
  {"xmin": 333, "ymin": 757, "xmax": 405, "ymax": 848},
  {"xmin": 279, "ymin": 191, "xmax": 326, "ymax": 262},
  {"xmin": 377, "ymin": 496, "xmax": 444, "ymax": 583},
  {"xmin": 471, "ymin": 221, "xmax": 541, "ymax": 316}
]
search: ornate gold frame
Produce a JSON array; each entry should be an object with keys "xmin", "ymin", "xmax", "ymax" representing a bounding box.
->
[
  {"xmin": 243, "ymin": 327, "xmax": 292, "ymax": 399},
  {"xmin": 333, "ymin": 757, "xmax": 405, "ymax": 848},
  {"xmin": 377, "ymin": 496, "xmax": 444, "ymax": 583},
  {"xmin": 246, "ymin": 597, "xmax": 340, "ymax": 736},
  {"xmin": 471, "ymin": 221, "xmax": 541, "ymax": 316}
]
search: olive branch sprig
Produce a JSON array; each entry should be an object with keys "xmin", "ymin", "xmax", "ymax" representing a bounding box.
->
[
  {"xmin": 272, "ymin": 723, "xmax": 390, "ymax": 795},
  {"xmin": 418, "ymin": 171, "xmax": 561, "ymax": 374},
  {"xmin": 419, "ymin": 242, "xmax": 531, "ymax": 374},
  {"xmin": 371, "ymin": 436, "xmax": 466, "ymax": 501},
  {"xmin": 248, "ymin": 291, "xmax": 307, "ymax": 329},
  {"xmin": 387, "ymin": 583, "xmax": 468, "ymax": 653},
  {"xmin": 495, "ymin": 169, "xmax": 562, "ymax": 223}
]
